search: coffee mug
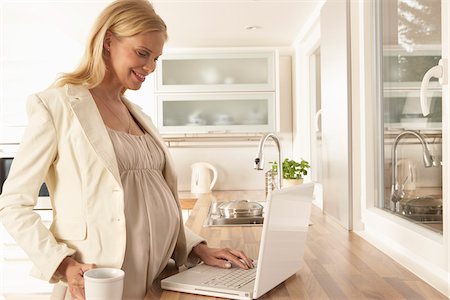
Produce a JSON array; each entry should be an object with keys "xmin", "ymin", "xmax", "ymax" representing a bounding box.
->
[{"xmin": 84, "ymin": 268, "xmax": 125, "ymax": 300}]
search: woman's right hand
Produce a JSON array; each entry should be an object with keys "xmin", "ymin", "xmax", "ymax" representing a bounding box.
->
[{"xmin": 56, "ymin": 256, "xmax": 96, "ymax": 300}]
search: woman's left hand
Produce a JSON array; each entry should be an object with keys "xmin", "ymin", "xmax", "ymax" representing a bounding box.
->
[{"xmin": 192, "ymin": 243, "xmax": 253, "ymax": 269}]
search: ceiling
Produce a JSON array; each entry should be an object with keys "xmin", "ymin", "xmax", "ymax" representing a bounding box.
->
[
  {"xmin": 2, "ymin": 0, "xmax": 322, "ymax": 49},
  {"xmin": 151, "ymin": 0, "xmax": 323, "ymax": 48}
]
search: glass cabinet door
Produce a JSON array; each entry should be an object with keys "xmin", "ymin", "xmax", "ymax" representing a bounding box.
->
[
  {"xmin": 157, "ymin": 93, "xmax": 275, "ymax": 134},
  {"xmin": 156, "ymin": 52, "xmax": 276, "ymax": 92},
  {"xmin": 376, "ymin": 0, "xmax": 443, "ymax": 234},
  {"xmin": 383, "ymin": 47, "xmax": 441, "ymax": 89},
  {"xmin": 384, "ymin": 89, "xmax": 442, "ymax": 130}
]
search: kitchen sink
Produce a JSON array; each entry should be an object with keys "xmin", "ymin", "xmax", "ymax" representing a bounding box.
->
[
  {"xmin": 205, "ymin": 215, "xmax": 264, "ymax": 226},
  {"xmin": 203, "ymin": 201, "xmax": 265, "ymax": 227}
]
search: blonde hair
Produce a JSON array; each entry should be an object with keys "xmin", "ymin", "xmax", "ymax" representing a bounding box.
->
[{"xmin": 53, "ymin": 0, "xmax": 167, "ymax": 89}]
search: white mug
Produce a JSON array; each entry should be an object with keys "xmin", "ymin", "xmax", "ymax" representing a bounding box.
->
[{"xmin": 84, "ymin": 268, "xmax": 125, "ymax": 300}]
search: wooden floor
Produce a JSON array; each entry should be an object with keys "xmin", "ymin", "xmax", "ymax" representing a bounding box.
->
[{"xmin": 286, "ymin": 205, "xmax": 447, "ymax": 300}]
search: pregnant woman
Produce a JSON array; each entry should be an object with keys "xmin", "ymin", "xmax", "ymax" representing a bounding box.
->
[{"xmin": 0, "ymin": 1, "xmax": 253, "ymax": 299}]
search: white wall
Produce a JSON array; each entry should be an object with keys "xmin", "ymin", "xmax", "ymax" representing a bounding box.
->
[{"xmin": 0, "ymin": 1, "xmax": 105, "ymax": 143}]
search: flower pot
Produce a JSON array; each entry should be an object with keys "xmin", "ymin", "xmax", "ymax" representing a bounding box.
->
[{"xmin": 282, "ymin": 178, "xmax": 303, "ymax": 188}]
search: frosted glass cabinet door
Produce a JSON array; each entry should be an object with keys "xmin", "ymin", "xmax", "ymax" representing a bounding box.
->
[
  {"xmin": 157, "ymin": 93, "xmax": 275, "ymax": 134},
  {"xmin": 383, "ymin": 47, "xmax": 441, "ymax": 89},
  {"xmin": 384, "ymin": 89, "xmax": 442, "ymax": 129},
  {"xmin": 156, "ymin": 52, "xmax": 276, "ymax": 92}
]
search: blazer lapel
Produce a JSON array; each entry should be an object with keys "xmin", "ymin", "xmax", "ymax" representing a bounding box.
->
[{"xmin": 65, "ymin": 84, "xmax": 121, "ymax": 187}]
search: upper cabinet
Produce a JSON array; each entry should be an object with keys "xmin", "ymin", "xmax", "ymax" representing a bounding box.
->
[
  {"xmin": 380, "ymin": 0, "xmax": 442, "ymax": 131},
  {"xmin": 157, "ymin": 93, "xmax": 275, "ymax": 134},
  {"xmin": 383, "ymin": 46, "xmax": 442, "ymax": 90},
  {"xmin": 153, "ymin": 49, "xmax": 279, "ymax": 135},
  {"xmin": 382, "ymin": 45, "xmax": 442, "ymax": 130},
  {"xmin": 156, "ymin": 51, "xmax": 276, "ymax": 93}
]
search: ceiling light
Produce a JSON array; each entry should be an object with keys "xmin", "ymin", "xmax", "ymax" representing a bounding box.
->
[{"xmin": 245, "ymin": 25, "xmax": 261, "ymax": 31}]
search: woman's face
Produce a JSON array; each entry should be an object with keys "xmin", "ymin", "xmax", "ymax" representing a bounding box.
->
[{"xmin": 106, "ymin": 31, "xmax": 165, "ymax": 90}]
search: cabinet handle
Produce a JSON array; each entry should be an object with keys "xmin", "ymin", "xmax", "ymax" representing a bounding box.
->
[
  {"xmin": 315, "ymin": 109, "xmax": 323, "ymax": 132},
  {"xmin": 420, "ymin": 58, "xmax": 448, "ymax": 116}
]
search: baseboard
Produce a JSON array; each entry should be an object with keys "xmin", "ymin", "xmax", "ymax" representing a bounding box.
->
[{"xmin": 355, "ymin": 228, "xmax": 449, "ymax": 297}]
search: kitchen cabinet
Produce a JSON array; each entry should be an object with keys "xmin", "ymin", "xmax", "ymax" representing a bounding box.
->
[
  {"xmin": 383, "ymin": 89, "xmax": 442, "ymax": 130},
  {"xmin": 154, "ymin": 50, "xmax": 278, "ymax": 134},
  {"xmin": 157, "ymin": 93, "xmax": 275, "ymax": 134},
  {"xmin": 383, "ymin": 46, "xmax": 442, "ymax": 130},
  {"xmin": 156, "ymin": 51, "xmax": 275, "ymax": 92}
]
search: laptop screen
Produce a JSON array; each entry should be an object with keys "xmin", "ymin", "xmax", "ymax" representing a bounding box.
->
[{"xmin": 253, "ymin": 183, "xmax": 314, "ymax": 298}]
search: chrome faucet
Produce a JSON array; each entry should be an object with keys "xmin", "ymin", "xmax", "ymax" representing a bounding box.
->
[
  {"xmin": 390, "ymin": 130, "xmax": 433, "ymax": 212},
  {"xmin": 254, "ymin": 133, "xmax": 282, "ymax": 189}
]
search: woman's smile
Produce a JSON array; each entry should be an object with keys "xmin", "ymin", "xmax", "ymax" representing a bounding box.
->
[{"xmin": 132, "ymin": 70, "xmax": 146, "ymax": 83}]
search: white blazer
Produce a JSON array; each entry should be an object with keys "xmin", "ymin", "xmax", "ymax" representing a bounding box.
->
[{"xmin": 0, "ymin": 84, "xmax": 203, "ymax": 283}]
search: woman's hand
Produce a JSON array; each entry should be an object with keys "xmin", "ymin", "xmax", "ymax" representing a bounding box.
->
[
  {"xmin": 192, "ymin": 243, "xmax": 253, "ymax": 269},
  {"xmin": 56, "ymin": 256, "xmax": 96, "ymax": 300}
]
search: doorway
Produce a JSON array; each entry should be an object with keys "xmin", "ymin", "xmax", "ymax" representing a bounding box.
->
[{"xmin": 309, "ymin": 48, "xmax": 323, "ymax": 210}]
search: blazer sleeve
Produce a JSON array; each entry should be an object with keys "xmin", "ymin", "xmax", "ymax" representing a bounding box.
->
[
  {"xmin": 0, "ymin": 94, "xmax": 76, "ymax": 282},
  {"xmin": 184, "ymin": 225, "xmax": 206, "ymax": 267}
]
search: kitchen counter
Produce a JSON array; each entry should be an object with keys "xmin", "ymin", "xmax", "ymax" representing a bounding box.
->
[
  {"xmin": 147, "ymin": 190, "xmax": 446, "ymax": 300},
  {"xmin": 144, "ymin": 190, "xmax": 265, "ymax": 299}
]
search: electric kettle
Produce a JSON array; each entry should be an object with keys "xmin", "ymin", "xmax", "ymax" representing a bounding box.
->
[{"xmin": 190, "ymin": 162, "xmax": 218, "ymax": 194}]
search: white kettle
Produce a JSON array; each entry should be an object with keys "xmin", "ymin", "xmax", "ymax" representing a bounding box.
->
[{"xmin": 190, "ymin": 162, "xmax": 218, "ymax": 194}]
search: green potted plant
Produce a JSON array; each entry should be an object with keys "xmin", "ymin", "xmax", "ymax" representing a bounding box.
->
[{"xmin": 270, "ymin": 158, "xmax": 311, "ymax": 187}]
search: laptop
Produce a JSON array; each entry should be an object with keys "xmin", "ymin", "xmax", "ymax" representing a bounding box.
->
[{"xmin": 161, "ymin": 183, "xmax": 314, "ymax": 299}]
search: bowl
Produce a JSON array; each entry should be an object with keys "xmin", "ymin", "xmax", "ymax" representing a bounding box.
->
[
  {"xmin": 400, "ymin": 196, "xmax": 442, "ymax": 215},
  {"xmin": 218, "ymin": 200, "xmax": 264, "ymax": 218}
]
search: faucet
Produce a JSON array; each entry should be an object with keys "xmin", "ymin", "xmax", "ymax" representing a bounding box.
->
[
  {"xmin": 390, "ymin": 130, "xmax": 433, "ymax": 212},
  {"xmin": 254, "ymin": 133, "xmax": 282, "ymax": 189}
]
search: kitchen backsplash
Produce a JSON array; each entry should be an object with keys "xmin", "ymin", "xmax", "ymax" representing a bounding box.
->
[{"xmin": 169, "ymin": 133, "xmax": 293, "ymax": 191}]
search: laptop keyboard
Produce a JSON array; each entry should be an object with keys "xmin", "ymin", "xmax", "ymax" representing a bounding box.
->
[{"xmin": 202, "ymin": 266, "xmax": 257, "ymax": 289}]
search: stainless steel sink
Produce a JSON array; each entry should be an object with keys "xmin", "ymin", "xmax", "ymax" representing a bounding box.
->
[
  {"xmin": 205, "ymin": 216, "xmax": 264, "ymax": 226},
  {"xmin": 203, "ymin": 201, "xmax": 264, "ymax": 227}
]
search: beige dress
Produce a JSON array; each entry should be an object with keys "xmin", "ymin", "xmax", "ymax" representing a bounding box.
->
[{"xmin": 107, "ymin": 128, "xmax": 181, "ymax": 299}]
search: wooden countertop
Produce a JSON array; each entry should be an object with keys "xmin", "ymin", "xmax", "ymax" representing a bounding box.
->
[
  {"xmin": 147, "ymin": 191, "xmax": 265, "ymax": 299},
  {"xmin": 149, "ymin": 190, "xmax": 446, "ymax": 300},
  {"xmin": 181, "ymin": 191, "xmax": 266, "ymax": 270}
]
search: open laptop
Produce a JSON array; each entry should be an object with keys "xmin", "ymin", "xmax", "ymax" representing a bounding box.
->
[{"xmin": 161, "ymin": 182, "xmax": 314, "ymax": 299}]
